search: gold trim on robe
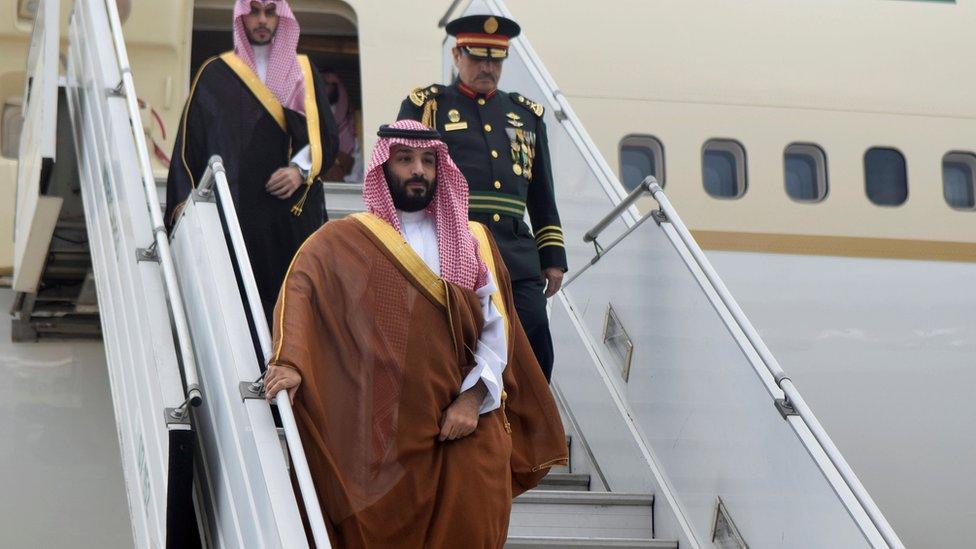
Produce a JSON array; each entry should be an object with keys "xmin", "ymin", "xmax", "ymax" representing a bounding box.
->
[
  {"xmin": 220, "ymin": 51, "xmax": 287, "ymax": 131},
  {"xmin": 290, "ymin": 55, "xmax": 325, "ymax": 216},
  {"xmin": 349, "ymin": 212, "xmax": 448, "ymax": 307},
  {"xmin": 297, "ymin": 55, "xmax": 322, "ymax": 182},
  {"xmin": 469, "ymin": 221, "xmax": 511, "ymax": 344},
  {"xmin": 272, "ymin": 233, "xmax": 318, "ymax": 364}
]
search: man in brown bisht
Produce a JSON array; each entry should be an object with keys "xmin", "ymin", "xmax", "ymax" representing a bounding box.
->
[{"xmin": 264, "ymin": 119, "xmax": 567, "ymax": 548}]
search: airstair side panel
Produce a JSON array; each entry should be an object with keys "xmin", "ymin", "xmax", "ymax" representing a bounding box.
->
[
  {"xmin": 454, "ymin": 1, "xmax": 894, "ymax": 547},
  {"xmin": 12, "ymin": 0, "xmax": 61, "ymax": 293},
  {"xmin": 64, "ymin": 0, "xmax": 195, "ymax": 546},
  {"xmin": 169, "ymin": 192, "xmax": 309, "ymax": 548}
]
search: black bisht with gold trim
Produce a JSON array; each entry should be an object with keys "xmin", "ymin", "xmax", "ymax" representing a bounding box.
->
[
  {"xmin": 165, "ymin": 52, "xmax": 340, "ymax": 323},
  {"xmin": 398, "ymin": 81, "xmax": 567, "ymax": 281}
]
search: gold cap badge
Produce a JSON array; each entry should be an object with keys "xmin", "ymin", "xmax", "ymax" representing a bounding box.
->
[{"xmin": 484, "ymin": 16, "xmax": 499, "ymax": 34}]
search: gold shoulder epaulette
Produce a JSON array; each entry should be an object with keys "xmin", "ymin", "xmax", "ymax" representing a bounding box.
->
[
  {"xmin": 408, "ymin": 84, "xmax": 442, "ymax": 107},
  {"xmin": 512, "ymin": 92, "xmax": 544, "ymax": 118}
]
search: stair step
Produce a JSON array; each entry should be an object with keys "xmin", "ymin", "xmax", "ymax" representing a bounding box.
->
[
  {"xmin": 536, "ymin": 472, "xmax": 590, "ymax": 491},
  {"xmin": 515, "ymin": 491, "xmax": 652, "ymax": 506},
  {"xmin": 510, "ymin": 491, "xmax": 654, "ymax": 539},
  {"xmin": 506, "ymin": 537, "xmax": 677, "ymax": 549},
  {"xmin": 548, "ymin": 464, "xmax": 571, "ymax": 475},
  {"xmin": 324, "ymin": 182, "xmax": 364, "ymax": 219}
]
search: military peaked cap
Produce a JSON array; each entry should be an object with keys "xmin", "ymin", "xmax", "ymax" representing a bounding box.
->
[{"xmin": 446, "ymin": 15, "xmax": 521, "ymax": 59}]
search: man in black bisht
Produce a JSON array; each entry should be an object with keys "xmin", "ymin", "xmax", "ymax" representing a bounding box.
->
[
  {"xmin": 165, "ymin": 0, "xmax": 339, "ymax": 323},
  {"xmin": 397, "ymin": 14, "xmax": 567, "ymax": 381}
]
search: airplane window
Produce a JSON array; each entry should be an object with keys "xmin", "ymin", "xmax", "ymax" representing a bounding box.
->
[
  {"xmin": 785, "ymin": 143, "xmax": 828, "ymax": 202},
  {"xmin": 943, "ymin": 152, "xmax": 976, "ymax": 210},
  {"xmin": 619, "ymin": 134, "xmax": 664, "ymax": 190},
  {"xmin": 703, "ymin": 139, "xmax": 747, "ymax": 199},
  {"xmin": 864, "ymin": 147, "xmax": 908, "ymax": 206}
]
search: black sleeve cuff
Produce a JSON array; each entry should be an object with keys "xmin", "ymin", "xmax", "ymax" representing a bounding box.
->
[{"xmin": 539, "ymin": 244, "xmax": 568, "ymax": 273}]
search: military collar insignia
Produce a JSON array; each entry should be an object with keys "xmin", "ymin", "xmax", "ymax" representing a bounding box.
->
[{"xmin": 456, "ymin": 81, "xmax": 497, "ymax": 101}]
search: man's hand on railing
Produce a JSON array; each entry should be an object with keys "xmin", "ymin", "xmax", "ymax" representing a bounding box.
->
[
  {"xmin": 265, "ymin": 364, "xmax": 302, "ymax": 404},
  {"xmin": 543, "ymin": 267, "xmax": 564, "ymax": 298}
]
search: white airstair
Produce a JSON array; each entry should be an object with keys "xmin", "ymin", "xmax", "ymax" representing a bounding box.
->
[
  {"xmin": 507, "ymin": 434, "xmax": 667, "ymax": 548},
  {"xmin": 11, "ymin": 0, "xmax": 905, "ymax": 547}
]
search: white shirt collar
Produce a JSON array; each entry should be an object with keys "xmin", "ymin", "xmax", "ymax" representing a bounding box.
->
[
  {"xmin": 252, "ymin": 44, "xmax": 270, "ymax": 82},
  {"xmin": 396, "ymin": 209, "xmax": 439, "ymax": 275},
  {"xmin": 397, "ymin": 209, "xmax": 430, "ymax": 224}
]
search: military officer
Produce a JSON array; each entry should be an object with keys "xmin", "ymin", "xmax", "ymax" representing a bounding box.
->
[{"xmin": 397, "ymin": 14, "xmax": 567, "ymax": 381}]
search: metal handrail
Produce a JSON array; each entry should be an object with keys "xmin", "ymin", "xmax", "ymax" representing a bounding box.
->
[
  {"xmin": 101, "ymin": 0, "xmax": 202, "ymax": 410},
  {"xmin": 564, "ymin": 174, "xmax": 904, "ymax": 547},
  {"xmin": 563, "ymin": 177, "xmax": 660, "ymax": 288},
  {"xmin": 199, "ymin": 157, "xmax": 331, "ymax": 548},
  {"xmin": 583, "ymin": 177, "xmax": 656, "ymax": 243},
  {"xmin": 437, "ymin": 0, "xmax": 465, "ymax": 28},
  {"xmin": 648, "ymin": 183, "xmax": 905, "ymax": 549}
]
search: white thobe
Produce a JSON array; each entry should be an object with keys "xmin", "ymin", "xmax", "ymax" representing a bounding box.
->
[
  {"xmin": 397, "ymin": 210, "xmax": 507, "ymax": 414},
  {"xmin": 253, "ymin": 44, "xmax": 270, "ymax": 82},
  {"xmin": 253, "ymin": 44, "xmax": 314, "ymax": 171}
]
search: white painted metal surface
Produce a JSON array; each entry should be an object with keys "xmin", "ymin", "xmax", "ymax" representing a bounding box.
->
[
  {"xmin": 710, "ymin": 251, "xmax": 976, "ymax": 549},
  {"xmin": 510, "ymin": 492, "xmax": 654, "ymax": 539},
  {"xmin": 64, "ymin": 0, "xmax": 196, "ymax": 545},
  {"xmin": 170, "ymin": 186, "xmax": 309, "ymax": 548},
  {"xmin": 652, "ymin": 184, "xmax": 899, "ymax": 548},
  {"xmin": 451, "ymin": 1, "xmax": 902, "ymax": 547},
  {"xmin": 102, "ymin": 0, "xmax": 203, "ymax": 408},
  {"xmin": 12, "ymin": 0, "xmax": 62, "ymax": 293},
  {"xmin": 322, "ymin": 181, "xmax": 365, "ymax": 218},
  {"xmin": 506, "ymin": 539, "xmax": 675, "ymax": 549},
  {"xmin": 207, "ymin": 161, "xmax": 332, "ymax": 548}
]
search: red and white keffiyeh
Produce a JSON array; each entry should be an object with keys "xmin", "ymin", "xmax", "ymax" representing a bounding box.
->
[
  {"xmin": 364, "ymin": 120, "xmax": 488, "ymax": 291},
  {"xmin": 232, "ymin": 0, "xmax": 305, "ymax": 112}
]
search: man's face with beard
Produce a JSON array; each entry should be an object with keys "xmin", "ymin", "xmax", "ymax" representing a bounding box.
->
[
  {"xmin": 243, "ymin": 1, "xmax": 279, "ymax": 46},
  {"xmin": 384, "ymin": 145, "xmax": 438, "ymax": 212}
]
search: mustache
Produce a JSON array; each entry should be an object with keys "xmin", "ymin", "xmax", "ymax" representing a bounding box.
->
[
  {"xmin": 476, "ymin": 72, "xmax": 496, "ymax": 80},
  {"xmin": 404, "ymin": 176, "xmax": 432, "ymax": 186}
]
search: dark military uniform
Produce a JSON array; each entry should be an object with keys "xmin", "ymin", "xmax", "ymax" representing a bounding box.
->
[{"xmin": 398, "ymin": 82, "xmax": 567, "ymax": 380}]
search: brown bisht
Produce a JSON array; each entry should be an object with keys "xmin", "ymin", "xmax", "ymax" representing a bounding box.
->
[{"xmin": 269, "ymin": 213, "xmax": 567, "ymax": 548}]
